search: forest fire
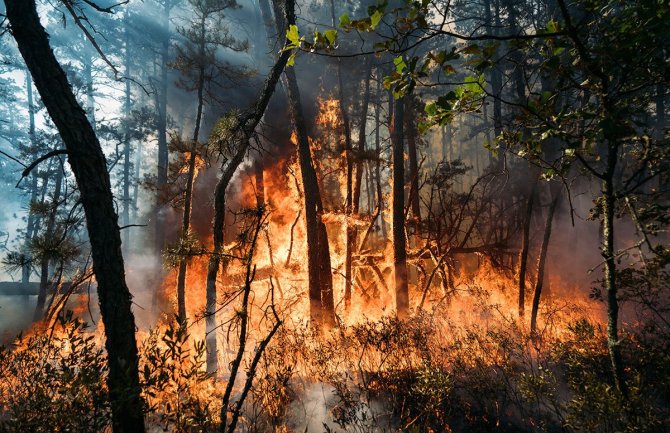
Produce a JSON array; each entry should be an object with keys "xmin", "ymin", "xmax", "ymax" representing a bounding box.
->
[{"xmin": 0, "ymin": 0, "xmax": 668, "ymax": 432}]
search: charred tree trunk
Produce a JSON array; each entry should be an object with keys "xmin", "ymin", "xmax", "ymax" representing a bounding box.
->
[
  {"xmin": 392, "ymin": 96, "xmax": 409, "ymax": 317},
  {"xmin": 530, "ymin": 182, "xmax": 560, "ymax": 335},
  {"xmin": 330, "ymin": 0, "xmax": 355, "ymax": 313},
  {"xmin": 353, "ymin": 63, "xmax": 372, "ymax": 225},
  {"xmin": 154, "ymin": 0, "xmax": 171, "ymax": 288},
  {"xmin": 176, "ymin": 22, "xmax": 206, "ymax": 321},
  {"xmin": 484, "ymin": 0, "xmax": 504, "ymax": 165},
  {"xmin": 518, "ymin": 173, "xmax": 538, "ymax": 319},
  {"xmin": 204, "ymin": 0, "xmax": 295, "ymax": 372},
  {"xmin": 205, "ymin": 151, "xmax": 244, "ymax": 374},
  {"xmin": 5, "ymin": 2, "xmax": 146, "ymax": 431},
  {"xmin": 405, "ymin": 99, "xmax": 421, "ymax": 232},
  {"xmin": 375, "ymin": 72, "xmax": 386, "ymax": 239},
  {"xmin": 285, "ymin": 67, "xmax": 336, "ymax": 327}
]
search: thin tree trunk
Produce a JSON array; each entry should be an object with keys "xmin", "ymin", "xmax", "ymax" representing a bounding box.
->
[
  {"xmin": 5, "ymin": 2, "xmax": 146, "ymax": 431},
  {"xmin": 23, "ymin": 73, "xmax": 38, "ymax": 284},
  {"xmin": 392, "ymin": 96, "xmax": 409, "ymax": 317},
  {"xmin": 484, "ymin": 0, "xmax": 503, "ymax": 165},
  {"xmin": 154, "ymin": 0, "xmax": 171, "ymax": 275},
  {"xmin": 122, "ymin": 10, "xmax": 132, "ymax": 249},
  {"xmin": 530, "ymin": 182, "xmax": 560, "ymax": 335},
  {"xmin": 285, "ymin": 67, "xmax": 336, "ymax": 327},
  {"xmin": 345, "ymin": 59, "xmax": 372, "ymax": 309},
  {"xmin": 376, "ymin": 72, "xmax": 386, "ymax": 239},
  {"xmin": 176, "ymin": 24, "xmax": 206, "ymax": 320},
  {"xmin": 152, "ymin": 1, "xmax": 171, "ymax": 311},
  {"xmin": 329, "ymin": 0, "xmax": 356, "ymax": 314},
  {"xmin": 204, "ymin": 1, "xmax": 295, "ymax": 372},
  {"xmin": 518, "ymin": 173, "xmax": 538, "ymax": 319},
  {"xmin": 406, "ymin": 98, "xmax": 421, "ymax": 232},
  {"xmin": 603, "ymin": 155, "xmax": 628, "ymax": 397},
  {"xmin": 84, "ymin": 55, "xmax": 96, "ymax": 131},
  {"xmin": 34, "ymin": 167, "xmax": 62, "ymax": 321}
]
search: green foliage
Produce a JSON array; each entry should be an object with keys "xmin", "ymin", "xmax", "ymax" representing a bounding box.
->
[
  {"xmin": 553, "ymin": 320, "xmax": 668, "ymax": 433},
  {"xmin": 141, "ymin": 316, "xmax": 219, "ymax": 432},
  {"xmin": 163, "ymin": 230, "xmax": 207, "ymax": 269},
  {"xmin": 420, "ymin": 75, "xmax": 485, "ymax": 133},
  {"xmin": 282, "ymin": 24, "xmax": 303, "ymax": 66},
  {"xmin": 0, "ymin": 312, "xmax": 110, "ymax": 432},
  {"xmin": 208, "ymin": 109, "xmax": 241, "ymax": 158}
]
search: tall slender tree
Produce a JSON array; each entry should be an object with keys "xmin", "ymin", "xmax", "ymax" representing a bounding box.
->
[{"xmin": 4, "ymin": 2, "xmax": 146, "ymax": 431}]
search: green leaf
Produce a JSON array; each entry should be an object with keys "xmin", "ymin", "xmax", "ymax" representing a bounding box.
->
[
  {"xmin": 286, "ymin": 24, "xmax": 300, "ymax": 45},
  {"xmin": 370, "ymin": 10, "xmax": 383, "ymax": 29},
  {"xmin": 339, "ymin": 13, "xmax": 351, "ymax": 28},
  {"xmin": 394, "ymin": 56, "xmax": 407, "ymax": 73},
  {"xmin": 287, "ymin": 51, "xmax": 296, "ymax": 67},
  {"xmin": 324, "ymin": 29, "xmax": 338, "ymax": 45},
  {"xmin": 546, "ymin": 18, "xmax": 559, "ymax": 33}
]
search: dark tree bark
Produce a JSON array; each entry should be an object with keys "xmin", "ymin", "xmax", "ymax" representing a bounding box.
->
[
  {"xmin": 153, "ymin": 0, "xmax": 171, "ymax": 277},
  {"xmin": 176, "ymin": 21, "xmax": 207, "ymax": 321},
  {"xmin": 530, "ymin": 182, "xmax": 560, "ymax": 335},
  {"xmin": 329, "ymin": 0, "xmax": 356, "ymax": 313},
  {"xmin": 4, "ymin": 2, "xmax": 146, "ymax": 431},
  {"xmin": 484, "ymin": 0, "xmax": 503, "ymax": 138},
  {"xmin": 22, "ymin": 73, "xmax": 38, "ymax": 285},
  {"xmin": 271, "ymin": 0, "xmax": 335, "ymax": 326},
  {"xmin": 285, "ymin": 67, "xmax": 336, "ymax": 327},
  {"xmin": 122, "ymin": 9, "xmax": 132, "ymax": 249},
  {"xmin": 518, "ymin": 173, "xmax": 538, "ymax": 319},
  {"xmin": 34, "ymin": 167, "xmax": 62, "ymax": 321},
  {"xmin": 345, "ymin": 59, "xmax": 373, "ymax": 309},
  {"xmin": 392, "ymin": 96, "xmax": 409, "ymax": 317},
  {"xmin": 405, "ymin": 98, "xmax": 421, "ymax": 232},
  {"xmin": 602, "ymin": 153, "xmax": 627, "ymax": 397},
  {"xmin": 375, "ymin": 71, "xmax": 387, "ymax": 239},
  {"xmin": 555, "ymin": 0, "xmax": 628, "ymax": 396},
  {"xmin": 204, "ymin": 0, "xmax": 296, "ymax": 372},
  {"xmin": 84, "ymin": 53, "xmax": 96, "ymax": 131}
]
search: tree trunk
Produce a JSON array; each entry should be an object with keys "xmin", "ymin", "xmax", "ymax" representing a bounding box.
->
[
  {"xmin": 176, "ymin": 21, "xmax": 206, "ymax": 320},
  {"xmin": 204, "ymin": 0, "xmax": 295, "ymax": 372},
  {"xmin": 329, "ymin": 0, "xmax": 356, "ymax": 313},
  {"xmin": 392, "ymin": 96, "xmax": 409, "ymax": 317},
  {"xmin": 376, "ymin": 71, "xmax": 386, "ymax": 239},
  {"xmin": 5, "ymin": 2, "xmax": 146, "ymax": 431},
  {"xmin": 22, "ymin": 73, "xmax": 38, "ymax": 284},
  {"xmin": 34, "ymin": 167, "xmax": 62, "ymax": 321},
  {"xmin": 530, "ymin": 182, "xmax": 560, "ymax": 335},
  {"xmin": 84, "ymin": 54, "xmax": 96, "ymax": 131},
  {"xmin": 484, "ymin": 0, "xmax": 503, "ymax": 165},
  {"xmin": 602, "ymin": 155, "xmax": 628, "ymax": 397},
  {"xmin": 405, "ymin": 98, "xmax": 421, "ymax": 232},
  {"xmin": 122, "ymin": 10, "xmax": 132, "ymax": 250},
  {"xmin": 285, "ymin": 66, "xmax": 336, "ymax": 327},
  {"xmin": 155, "ymin": 0, "xmax": 171, "ymax": 259},
  {"xmin": 518, "ymin": 173, "xmax": 538, "ymax": 319}
]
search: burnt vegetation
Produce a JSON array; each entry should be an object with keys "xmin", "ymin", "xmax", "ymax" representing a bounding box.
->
[{"xmin": 0, "ymin": 0, "xmax": 668, "ymax": 432}]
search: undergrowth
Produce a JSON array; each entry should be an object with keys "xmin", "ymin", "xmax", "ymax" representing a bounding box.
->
[{"xmin": 0, "ymin": 300, "xmax": 668, "ymax": 433}]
